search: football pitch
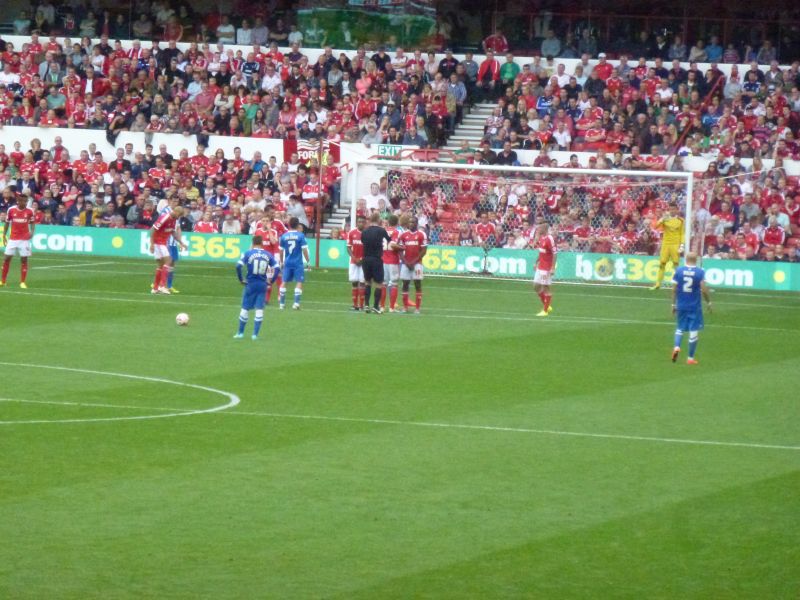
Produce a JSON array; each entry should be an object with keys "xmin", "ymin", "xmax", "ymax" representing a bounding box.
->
[{"xmin": 1, "ymin": 254, "xmax": 798, "ymax": 599}]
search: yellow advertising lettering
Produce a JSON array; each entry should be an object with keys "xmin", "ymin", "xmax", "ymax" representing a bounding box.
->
[{"xmin": 422, "ymin": 248, "xmax": 440, "ymax": 269}]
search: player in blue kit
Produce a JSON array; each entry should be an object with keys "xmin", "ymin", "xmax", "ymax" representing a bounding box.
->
[
  {"xmin": 235, "ymin": 235, "xmax": 280, "ymax": 340},
  {"xmin": 671, "ymin": 252, "xmax": 712, "ymax": 364},
  {"xmin": 278, "ymin": 217, "xmax": 310, "ymax": 311}
]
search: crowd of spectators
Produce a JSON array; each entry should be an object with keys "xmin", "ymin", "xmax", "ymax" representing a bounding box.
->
[
  {"xmin": 471, "ymin": 52, "xmax": 800, "ymax": 164},
  {"xmin": 0, "ymin": 137, "xmax": 341, "ymax": 234},
  {"xmin": 0, "ymin": 31, "xmax": 472, "ymax": 149}
]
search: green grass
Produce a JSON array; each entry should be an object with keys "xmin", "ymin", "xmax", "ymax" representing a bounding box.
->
[{"xmin": 0, "ymin": 254, "xmax": 798, "ymax": 599}]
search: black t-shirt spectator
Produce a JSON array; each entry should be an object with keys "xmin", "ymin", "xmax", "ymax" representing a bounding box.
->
[{"xmin": 360, "ymin": 225, "xmax": 391, "ymax": 259}]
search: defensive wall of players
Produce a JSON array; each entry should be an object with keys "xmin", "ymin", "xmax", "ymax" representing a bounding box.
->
[{"xmin": 27, "ymin": 225, "xmax": 800, "ymax": 291}]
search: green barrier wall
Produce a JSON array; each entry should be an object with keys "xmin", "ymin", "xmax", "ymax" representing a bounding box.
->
[{"xmin": 13, "ymin": 227, "xmax": 800, "ymax": 292}]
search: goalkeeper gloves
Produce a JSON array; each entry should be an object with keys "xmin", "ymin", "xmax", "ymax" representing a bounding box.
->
[{"xmin": 678, "ymin": 244, "xmax": 685, "ymax": 254}]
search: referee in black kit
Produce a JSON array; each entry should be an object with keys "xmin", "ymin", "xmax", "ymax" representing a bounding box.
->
[{"xmin": 360, "ymin": 213, "xmax": 392, "ymax": 314}]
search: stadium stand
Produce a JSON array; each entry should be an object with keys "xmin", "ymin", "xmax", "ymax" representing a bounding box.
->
[{"xmin": 0, "ymin": 3, "xmax": 798, "ymax": 262}]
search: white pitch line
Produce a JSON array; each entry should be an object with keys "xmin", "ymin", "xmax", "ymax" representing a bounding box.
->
[
  {"xmin": 2, "ymin": 288, "xmax": 795, "ymax": 334},
  {"xmin": 0, "ymin": 362, "xmax": 239, "ymax": 425},
  {"xmin": 35, "ymin": 261, "xmax": 115, "ymax": 270},
  {"xmin": 0, "ymin": 397, "xmax": 185, "ymax": 412},
  {"xmin": 1, "ymin": 393, "xmax": 796, "ymax": 452},
  {"xmin": 218, "ymin": 408, "xmax": 800, "ymax": 452},
  {"xmin": 30, "ymin": 263, "xmax": 799, "ymax": 309}
]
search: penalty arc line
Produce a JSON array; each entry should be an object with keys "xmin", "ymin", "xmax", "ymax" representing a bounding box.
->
[{"xmin": 0, "ymin": 362, "xmax": 240, "ymax": 425}]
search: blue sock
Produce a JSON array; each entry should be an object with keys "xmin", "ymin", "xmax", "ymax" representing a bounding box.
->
[
  {"xmin": 673, "ymin": 329, "xmax": 683, "ymax": 348},
  {"xmin": 167, "ymin": 270, "xmax": 174, "ymax": 288},
  {"xmin": 688, "ymin": 333, "xmax": 698, "ymax": 358},
  {"xmin": 253, "ymin": 310, "xmax": 263, "ymax": 336},
  {"xmin": 238, "ymin": 309, "xmax": 248, "ymax": 334},
  {"xmin": 294, "ymin": 289, "xmax": 302, "ymax": 306},
  {"xmin": 279, "ymin": 286, "xmax": 286, "ymax": 306}
]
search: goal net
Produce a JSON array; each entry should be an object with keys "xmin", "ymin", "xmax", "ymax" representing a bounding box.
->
[{"xmin": 348, "ymin": 159, "xmax": 695, "ymax": 286}]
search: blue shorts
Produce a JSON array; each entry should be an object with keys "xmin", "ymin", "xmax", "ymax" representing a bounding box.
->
[
  {"xmin": 283, "ymin": 263, "xmax": 305, "ymax": 283},
  {"xmin": 241, "ymin": 281, "xmax": 267, "ymax": 310},
  {"xmin": 169, "ymin": 245, "xmax": 180, "ymax": 262},
  {"xmin": 677, "ymin": 308, "xmax": 704, "ymax": 332}
]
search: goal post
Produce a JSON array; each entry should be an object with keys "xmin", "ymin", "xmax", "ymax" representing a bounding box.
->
[{"xmin": 348, "ymin": 159, "xmax": 695, "ymax": 286}]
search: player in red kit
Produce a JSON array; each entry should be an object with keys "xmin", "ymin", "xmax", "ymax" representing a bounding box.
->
[
  {"xmin": 2, "ymin": 194, "xmax": 35, "ymax": 288},
  {"xmin": 253, "ymin": 209, "xmax": 282, "ymax": 304},
  {"xmin": 346, "ymin": 215, "xmax": 366, "ymax": 310},
  {"xmin": 150, "ymin": 205, "xmax": 186, "ymax": 294},
  {"xmin": 530, "ymin": 222, "xmax": 556, "ymax": 316},
  {"xmin": 398, "ymin": 216, "xmax": 428, "ymax": 314},
  {"xmin": 381, "ymin": 214, "xmax": 402, "ymax": 312}
]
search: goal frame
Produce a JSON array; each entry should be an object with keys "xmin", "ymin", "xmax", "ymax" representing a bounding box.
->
[{"xmin": 350, "ymin": 160, "xmax": 695, "ymax": 255}]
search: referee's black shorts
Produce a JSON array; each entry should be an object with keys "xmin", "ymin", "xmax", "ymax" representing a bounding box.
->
[{"xmin": 362, "ymin": 257, "xmax": 384, "ymax": 283}]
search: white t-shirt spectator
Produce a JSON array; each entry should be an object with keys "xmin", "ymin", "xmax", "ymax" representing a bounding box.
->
[
  {"xmin": 221, "ymin": 218, "xmax": 242, "ymax": 234},
  {"xmin": 0, "ymin": 71, "xmax": 21, "ymax": 86},
  {"xmin": 364, "ymin": 191, "xmax": 388, "ymax": 212},
  {"xmin": 217, "ymin": 24, "xmax": 236, "ymax": 44},
  {"xmin": 553, "ymin": 128, "xmax": 572, "ymax": 148},
  {"xmin": 236, "ymin": 26, "xmax": 253, "ymax": 46}
]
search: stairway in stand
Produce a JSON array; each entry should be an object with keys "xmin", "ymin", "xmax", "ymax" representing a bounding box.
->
[
  {"xmin": 442, "ymin": 102, "xmax": 497, "ymax": 154},
  {"xmin": 317, "ymin": 102, "xmax": 497, "ymax": 238}
]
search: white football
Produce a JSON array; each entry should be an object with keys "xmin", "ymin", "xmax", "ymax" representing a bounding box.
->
[{"xmin": 175, "ymin": 312, "xmax": 190, "ymax": 326}]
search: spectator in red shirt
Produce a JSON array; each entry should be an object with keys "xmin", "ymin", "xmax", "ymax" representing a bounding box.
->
[{"xmin": 483, "ymin": 29, "xmax": 509, "ymax": 54}]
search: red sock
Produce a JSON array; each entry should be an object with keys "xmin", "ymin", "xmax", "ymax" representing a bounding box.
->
[
  {"xmin": 266, "ymin": 284, "xmax": 272, "ymax": 303},
  {"xmin": 402, "ymin": 291, "xmax": 409, "ymax": 309},
  {"xmin": 380, "ymin": 285, "xmax": 387, "ymax": 309},
  {"xmin": 538, "ymin": 292, "xmax": 546, "ymax": 307},
  {"xmin": 2, "ymin": 260, "xmax": 10, "ymax": 283},
  {"xmin": 20, "ymin": 262, "xmax": 28, "ymax": 283},
  {"xmin": 415, "ymin": 291, "xmax": 422, "ymax": 310},
  {"xmin": 390, "ymin": 286, "xmax": 398, "ymax": 309},
  {"xmin": 153, "ymin": 266, "xmax": 163, "ymax": 289},
  {"xmin": 161, "ymin": 266, "xmax": 170, "ymax": 287},
  {"xmin": 543, "ymin": 294, "xmax": 551, "ymax": 311},
  {"xmin": 351, "ymin": 287, "xmax": 358, "ymax": 308},
  {"xmin": 358, "ymin": 287, "xmax": 365, "ymax": 308}
]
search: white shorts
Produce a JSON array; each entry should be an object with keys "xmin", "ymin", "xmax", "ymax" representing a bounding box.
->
[
  {"xmin": 4, "ymin": 239, "xmax": 31, "ymax": 257},
  {"xmin": 153, "ymin": 244, "xmax": 170, "ymax": 260},
  {"xmin": 384, "ymin": 263, "xmax": 400, "ymax": 284},
  {"xmin": 400, "ymin": 263, "xmax": 424, "ymax": 281},
  {"xmin": 533, "ymin": 269, "xmax": 552, "ymax": 286},
  {"xmin": 349, "ymin": 263, "xmax": 365, "ymax": 283}
]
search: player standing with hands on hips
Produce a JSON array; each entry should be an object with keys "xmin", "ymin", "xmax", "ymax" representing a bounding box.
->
[
  {"xmin": 278, "ymin": 217, "xmax": 310, "ymax": 310},
  {"xmin": 2, "ymin": 193, "xmax": 35, "ymax": 288},
  {"xmin": 360, "ymin": 213, "xmax": 393, "ymax": 314},
  {"xmin": 530, "ymin": 222, "xmax": 555, "ymax": 316},
  {"xmin": 671, "ymin": 252, "xmax": 712, "ymax": 365},
  {"xmin": 235, "ymin": 235, "xmax": 280, "ymax": 340}
]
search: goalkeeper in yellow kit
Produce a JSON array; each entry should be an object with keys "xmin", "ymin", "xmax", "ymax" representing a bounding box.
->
[{"xmin": 651, "ymin": 202, "xmax": 684, "ymax": 290}]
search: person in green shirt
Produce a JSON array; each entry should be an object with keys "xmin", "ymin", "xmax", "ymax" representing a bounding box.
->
[{"xmin": 499, "ymin": 53, "xmax": 520, "ymax": 91}]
